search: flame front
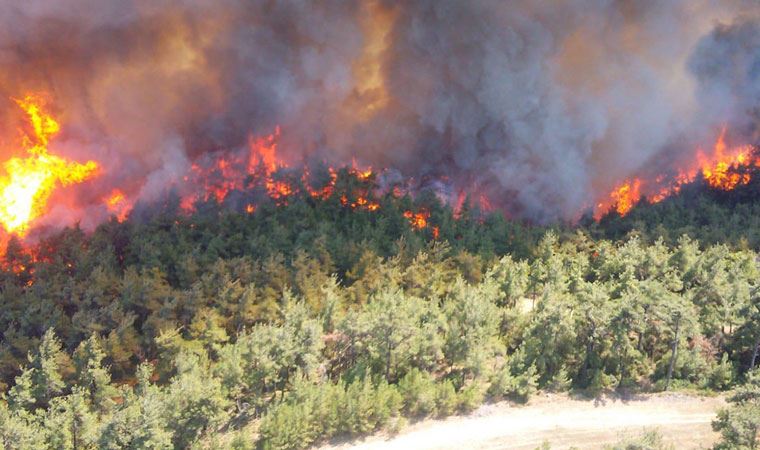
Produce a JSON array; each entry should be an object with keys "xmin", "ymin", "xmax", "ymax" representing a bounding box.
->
[
  {"xmin": 105, "ymin": 189, "xmax": 131, "ymax": 222},
  {"xmin": 699, "ymin": 129, "xmax": 754, "ymax": 191},
  {"xmin": 404, "ymin": 209, "xmax": 429, "ymax": 229},
  {"xmin": 595, "ymin": 129, "xmax": 759, "ymax": 219},
  {"xmin": 179, "ymin": 127, "xmax": 388, "ymax": 216},
  {"xmin": 595, "ymin": 179, "xmax": 641, "ymax": 219},
  {"xmin": 0, "ymin": 96, "xmax": 98, "ymax": 235}
]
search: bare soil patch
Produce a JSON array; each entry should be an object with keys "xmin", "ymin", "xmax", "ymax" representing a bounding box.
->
[{"xmin": 319, "ymin": 392, "xmax": 725, "ymax": 450}]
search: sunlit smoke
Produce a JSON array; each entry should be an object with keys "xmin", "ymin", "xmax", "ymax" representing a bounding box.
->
[{"xmin": 0, "ymin": 1, "xmax": 758, "ymax": 229}]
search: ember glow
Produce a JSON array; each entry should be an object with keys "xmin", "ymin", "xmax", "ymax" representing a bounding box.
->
[
  {"xmin": 595, "ymin": 129, "xmax": 759, "ymax": 219},
  {"xmin": 699, "ymin": 130, "xmax": 755, "ymax": 190},
  {"xmin": 0, "ymin": 95, "xmax": 98, "ymax": 235},
  {"xmin": 304, "ymin": 167, "xmax": 337, "ymax": 200},
  {"xmin": 402, "ymin": 209, "xmax": 439, "ymax": 238},
  {"xmin": 404, "ymin": 209, "xmax": 429, "ymax": 230},
  {"xmin": 105, "ymin": 189, "xmax": 131, "ymax": 222},
  {"xmin": 176, "ymin": 126, "xmax": 390, "ymax": 217}
]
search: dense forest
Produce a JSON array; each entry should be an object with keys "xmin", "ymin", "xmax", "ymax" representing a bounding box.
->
[{"xmin": 1, "ymin": 168, "xmax": 760, "ymax": 449}]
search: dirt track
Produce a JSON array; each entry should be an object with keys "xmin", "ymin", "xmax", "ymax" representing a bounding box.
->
[{"xmin": 319, "ymin": 393, "xmax": 725, "ymax": 450}]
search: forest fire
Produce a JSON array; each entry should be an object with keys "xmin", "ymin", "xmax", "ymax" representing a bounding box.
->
[
  {"xmin": 595, "ymin": 179, "xmax": 642, "ymax": 219},
  {"xmin": 178, "ymin": 127, "xmax": 384, "ymax": 213},
  {"xmin": 2, "ymin": 93, "xmax": 756, "ymax": 242},
  {"xmin": 404, "ymin": 209, "xmax": 429, "ymax": 229},
  {"xmin": 304, "ymin": 167, "xmax": 337, "ymax": 200},
  {"xmin": 5, "ymin": 7, "xmax": 760, "ymax": 448},
  {"xmin": 0, "ymin": 93, "xmax": 438, "ymax": 249},
  {"xmin": 179, "ymin": 128, "xmax": 283, "ymax": 210},
  {"xmin": 0, "ymin": 95, "xmax": 99, "ymax": 235},
  {"xmin": 699, "ymin": 130, "xmax": 755, "ymax": 190},
  {"xmin": 8, "ymin": 95, "xmax": 752, "ymax": 244},
  {"xmin": 341, "ymin": 194, "xmax": 380, "ymax": 211},
  {"xmin": 105, "ymin": 189, "xmax": 130, "ymax": 222},
  {"xmin": 0, "ymin": 0, "xmax": 755, "ymax": 230},
  {"xmin": 3, "ymin": 92, "xmax": 756, "ymax": 246},
  {"xmin": 595, "ymin": 130, "xmax": 759, "ymax": 219}
]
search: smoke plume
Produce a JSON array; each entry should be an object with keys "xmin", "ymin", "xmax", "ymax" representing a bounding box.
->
[{"xmin": 0, "ymin": 0, "xmax": 759, "ymax": 224}]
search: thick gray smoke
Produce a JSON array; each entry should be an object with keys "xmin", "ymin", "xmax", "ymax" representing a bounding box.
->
[
  {"xmin": 689, "ymin": 17, "xmax": 760, "ymax": 144},
  {"xmin": 0, "ymin": 0, "xmax": 758, "ymax": 225}
]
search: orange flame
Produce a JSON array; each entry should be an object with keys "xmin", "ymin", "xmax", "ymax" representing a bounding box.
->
[
  {"xmin": 599, "ymin": 179, "xmax": 641, "ymax": 219},
  {"xmin": 248, "ymin": 126, "xmax": 280, "ymax": 174},
  {"xmin": 351, "ymin": 158, "xmax": 374, "ymax": 181},
  {"xmin": 178, "ymin": 128, "xmax": 387, "ymax": 214},
  {"xmin": 404, "ymin": 209, "xmax": 429, "ymax": 230},
  {"xmin": 180, "ymin": 126, "xmax": 288, "ymax": 210},
  {"xmin": 0, "ymin": 95, "xmax": 98, "ymax": 235},
  {"xmin": 105, "ymin": 189, "xmax": 131, "ymax": 222},
  {"xmin": 595, "ymin": 128, "xmax": 758, "ymax": 219},
  {"xmin": 699, "ymin": 129, "xmax": 753, "ymax": 191},
  {"xmin": 266, "ymin": 179, "xmax": 293, "ymax": 201},
  {"xmin": 304, "ymin": 167, "xmax": 337, "ymax": 200},
  {"xmin": 327, "ymin": 162, "xmax": 381, "ymax": 212}
]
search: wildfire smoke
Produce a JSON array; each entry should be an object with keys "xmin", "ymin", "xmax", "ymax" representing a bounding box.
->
[{"xmin": 0, "ymin": 1, "xmax": 759, "ymax": 233}]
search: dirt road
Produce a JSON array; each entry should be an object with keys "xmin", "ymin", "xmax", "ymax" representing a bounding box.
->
[{"xmin": 319, "ymin": 393, "xmax": 725, "ymax": 450}]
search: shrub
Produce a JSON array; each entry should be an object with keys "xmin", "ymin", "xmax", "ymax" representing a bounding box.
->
[
  {"xmin": 435, "ymin": 379, "xmax": 458, "ymax": 417},
  {"xmin": 605, "ymin": 429, "xmax": 674, "ymax": 450},
  {"xmin": 487, "ymin": 364, "xmax": 538, "ymax": 403},
  {"xmin": 258, "ymin": 377, "xmax": 401, "ymax": 450},
  {"xmin": 258, "ymin": 402, "xmax": 313, "ymax": 450},
  {"xmin": 712, "ymin": 369, "xmax": 760, "ymax": 450},
  {"xmin": 398, "ymin": 369, "xmax": 438, "ymax": 417},
  {"xmin": 457, "ymin": 382, "xmax": 486, "ymax": 413},
  {"xmin": 705, "ymin": 353, "xmax": 735, "ymax": 391}
]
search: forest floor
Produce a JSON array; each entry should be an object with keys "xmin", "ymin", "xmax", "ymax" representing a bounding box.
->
[{"xmin": 318, "ymin": 392, "xmax": 725, "ymax": 450}]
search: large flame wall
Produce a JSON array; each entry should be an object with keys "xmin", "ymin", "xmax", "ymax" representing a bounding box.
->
[{"xmin": 0, "ymin": 0, "xmax": 759, "ymax": 231}]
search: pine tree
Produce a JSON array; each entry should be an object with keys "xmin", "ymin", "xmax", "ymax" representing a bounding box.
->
[
  {"xmin": 442, "ymin": 277, "xmax": 500, "ymax": 380},
  {"xmin": 0, "ymin": 401, "xmax": 46, "ymax": 450},
  {"xmin": 712, "ymin": 369, "xmax": 760, "ymax": 449},
  {"xmin": 6, "ymin": 368, "xmax": 36, "ymax": 413},
  {"xmin": 98, "ymin": 364, "xmax": 174, "ymax": 450},
  {"xmin": 73, "ymin": 334, "xmax": 117, "ymax": 414},
  {"xmin": 485, "ymin": 255, "xmax": 528, "ymax": 308},
  {"xmin": 42, "ymin": 388, "xmax": 99, "ymax": 450},
  {"xmin": 342, "ymin": 288, "xmax": 442, "ymax": 382},
  {"xmin": 164, "ymin": 353, "xmax": 231, "ymax": 448},
  {"xmin": 9, "ymin": 329, "xmax": 68, "ymax": 411}
]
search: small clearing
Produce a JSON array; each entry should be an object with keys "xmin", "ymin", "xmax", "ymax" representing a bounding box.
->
[{"xmin": 319, "ymin": 393, "xmax": 725, "ymax": 450}]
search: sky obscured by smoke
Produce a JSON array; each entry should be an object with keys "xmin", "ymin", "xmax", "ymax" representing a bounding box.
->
[{"xmin": 0, "ymin": 0, "xmax": 758, "ymax": 223}]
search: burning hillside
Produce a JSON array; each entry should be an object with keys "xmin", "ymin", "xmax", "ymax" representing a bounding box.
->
[
  {"xmin": 0, "ymin": 93, "xmax": 759, "ymax": 250},
  {"xmin": 0, "ymin": 1, "xmax": 758, "ymax": 237},
  {"xmin": 594, "ymin": 129, "xmax": 759, "ymax": 219},
  {"xmin": 0, "ymin": 92, "xmax": 451, "ymax": 256}
]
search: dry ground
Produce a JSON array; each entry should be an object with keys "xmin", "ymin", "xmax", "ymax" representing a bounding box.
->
[{"xmin": 318, "ymin": 392, "xmax": 725, "ymax": 450}]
